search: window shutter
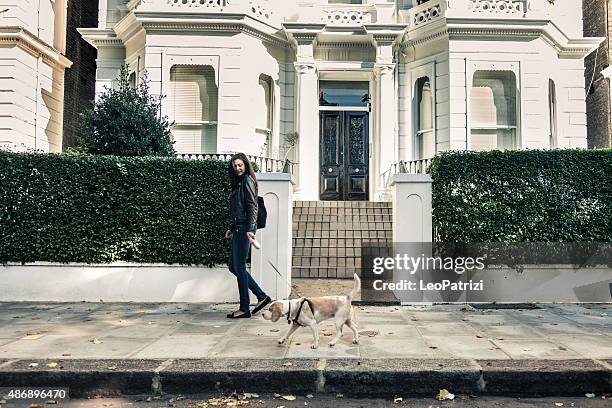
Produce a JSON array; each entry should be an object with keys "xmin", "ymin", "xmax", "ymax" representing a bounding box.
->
[{"xmin": 170, "ymin": 65, "xmax": 218, "ymax": 154}]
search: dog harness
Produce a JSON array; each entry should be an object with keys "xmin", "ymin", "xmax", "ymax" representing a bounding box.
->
[{"xmin": 288, "ymin": 298, "xmax": 313, "ymax": 327}]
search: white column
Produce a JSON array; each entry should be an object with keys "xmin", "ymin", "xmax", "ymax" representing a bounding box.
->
[
  {"xmin": 292, "ymin": 34, "xmax": 319, "ymax": 200},
  {"xmin": 374, "ymin": 62, "xmax": 396, "ymax": 201},
  {"xmin": 251, "ymin": 173, "xmax": 294, "ymax": 300}
]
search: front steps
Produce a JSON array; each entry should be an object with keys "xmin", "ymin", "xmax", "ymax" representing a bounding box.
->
[{"xmin": 292, "ymin": 201, "xmax": 392, "ymax": 278}]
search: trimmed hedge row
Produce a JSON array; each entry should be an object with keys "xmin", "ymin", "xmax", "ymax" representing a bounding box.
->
[
  {"xmin": 0, "ymin": 151, "xmax": 231, "ymax": 265},
  {"xmin": 429, "ymin": 149, "xmax": 612, "ymax": 242}
]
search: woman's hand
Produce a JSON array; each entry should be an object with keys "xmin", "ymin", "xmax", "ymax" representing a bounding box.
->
[
  {"xmin": 246, "ymin": 231, "xmax": 256, "ymax": 244},
  {"xmin": 225, "ymin": 230, "xmax": 233, "ymax": 240}
]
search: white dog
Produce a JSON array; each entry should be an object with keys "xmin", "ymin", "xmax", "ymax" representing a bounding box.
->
[{"xmin": 262, "ymin": 274, "xmax": 360, "ymax": 349}]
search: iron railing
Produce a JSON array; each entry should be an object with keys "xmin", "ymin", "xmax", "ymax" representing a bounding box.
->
[{"xmin": 177, "ymin": 153, "xmax": 294, "ymax": 175}]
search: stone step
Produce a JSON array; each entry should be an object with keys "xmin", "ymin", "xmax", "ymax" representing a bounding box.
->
[
  {"xmin": 291, "ymin": 201, "xmax": 392, "ymax": 278},
  {"xmin": 293, "ymin": 200, "xmax": 392, "ymax": 208}
]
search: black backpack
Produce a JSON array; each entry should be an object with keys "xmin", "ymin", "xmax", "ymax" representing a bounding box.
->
[{"xmin": 257, "ymin": 196, "xmax": 267, "ymax": 229}]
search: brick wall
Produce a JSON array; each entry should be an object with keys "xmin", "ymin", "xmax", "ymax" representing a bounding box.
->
[
  {"xmin": 62, "ymin": 0, "xmax": 98, "ymax": 150},
  {"xmin": 583, "ymin": 0, "xmax": 612, "ymax": 148}
]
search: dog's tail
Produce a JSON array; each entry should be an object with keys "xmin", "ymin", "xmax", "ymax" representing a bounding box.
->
[{"xmin": 348, "ymin": 273, "xmax": 361, "ymax": 302}]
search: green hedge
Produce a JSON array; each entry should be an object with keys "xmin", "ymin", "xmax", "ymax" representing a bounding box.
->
[
  {"xmin": 430, "ymin": 149, "xmax": 612, "ymax": 242},
  {"xmin": 0, "ymin": 151, "xmax": 231, "ymax": 265}
]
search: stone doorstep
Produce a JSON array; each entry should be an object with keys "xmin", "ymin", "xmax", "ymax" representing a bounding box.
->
[{"xmin": 0, "ymin": 358, "xmax": 609, "ymax": 397}]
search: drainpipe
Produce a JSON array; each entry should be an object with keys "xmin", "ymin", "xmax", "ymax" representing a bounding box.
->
[
  {"xmin": 394, "ymin": 48, "xmax": 400, "ymax": 164},
  {"xmin": 34, "ymin": 0, "xmax": 42, "ymax": 150}
]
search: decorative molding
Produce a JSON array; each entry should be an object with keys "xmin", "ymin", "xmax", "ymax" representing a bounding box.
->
[
  {"xmin": 138, "ymin": 21, "xmax": 289, "ymax": 49},
  {"xmin": 400, "ymin": 28, "xmax": 448, "ymax": 51},
  {"xmin": 0, "ymin": 27, "xmax": 72, "ymax": 69},
  {"xmin": 316, "ymin": 42, "xmax": 373, "ymax": 50},
  {"xmin": 294, "ymin": 62, "xmax": 317, "ymax": 76},
  {"xmin": 78, "ymin": 28, "xmax": 125, "ymax": 49},
  {"xmin": 373, "ymin": 63, "xmax": 395, "ymax": 78},
  {"xmin": 446, "ymin": 26, "xmax": 595, "ymax": 57}
]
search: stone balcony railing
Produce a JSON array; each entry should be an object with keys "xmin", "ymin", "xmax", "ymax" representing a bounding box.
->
[
  {"xmin": 126, "ymin": 0, "xmax": 565, "ymax": 30},
  {"xmin": 130, "ymin": 0, "xmax": 279, "ymax": 25}
]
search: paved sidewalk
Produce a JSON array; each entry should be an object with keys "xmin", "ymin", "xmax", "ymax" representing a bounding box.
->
[
  {"xmin": 0, "ymin": 302, "xmax": 610, "ymax": 397},
  {"xmin": 0, "ymin": 302, "xmax": 610, "ymax": 360}
]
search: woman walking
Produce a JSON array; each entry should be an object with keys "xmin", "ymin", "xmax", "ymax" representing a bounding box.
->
[{"xmin": 225, "ymin": 153, "xmax": 271, "ymax": 318}]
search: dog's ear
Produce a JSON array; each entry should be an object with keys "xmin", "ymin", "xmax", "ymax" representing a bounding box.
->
[{"xmin": 270, "ymin": 301, "xmax": 283, "ymax": 322}]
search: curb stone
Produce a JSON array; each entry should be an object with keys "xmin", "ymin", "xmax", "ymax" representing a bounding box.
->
[{"xmin": 0, "ymin": 358, "xmax": 610, "ymax": 397}]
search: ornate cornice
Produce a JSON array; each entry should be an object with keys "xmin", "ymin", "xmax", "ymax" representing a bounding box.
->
[
  {"xmin": 0, "ymin": 27, "xmax": 72, "ymax": 69},
  {"xmin": 446, "ymin": 26, "xmax": 598, "ymax": 58},
  {"xmin": 136, "ymin": 20, "xmax": 289, "ymax": 49},
  {"xmin": 400, "ymin": 28, "xmax": 448, "ymax": 51},
  {"xmin": 78, "ymin": 28, "xmax": 124, "ymax": 49}
]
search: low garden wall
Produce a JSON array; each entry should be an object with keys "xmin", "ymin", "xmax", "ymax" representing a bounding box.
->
[{"xmin": 0, "ymin": 152, "xmax": 292, "ymax": 302}]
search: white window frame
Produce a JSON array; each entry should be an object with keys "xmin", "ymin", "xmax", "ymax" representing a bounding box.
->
[
  {"xmin": 410, "ymin": 62, "xmax": 436, "ymax": 160},
  {"xmin": 466, "ymin": 60, "xmax": 521, "ymax": 151}
]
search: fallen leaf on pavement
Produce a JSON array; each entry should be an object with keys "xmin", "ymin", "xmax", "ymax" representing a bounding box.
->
[
  {"xmin": 108, "ymin": 365, "xmax": 118, "ymax": 370},
  {"xmin": 22, "ymin": 334, "xmax": 43, "ymax": 340},
  {"xmin": 436, "ymin": 389, "xmax": 455, "ymax": 401},
  {"xmin": 46, "ymin": 362, "xmax": 58, "ymax": 368},
  {"xmin": 280, "ymin": 395, "xmax": 296, "ymax": 401}
]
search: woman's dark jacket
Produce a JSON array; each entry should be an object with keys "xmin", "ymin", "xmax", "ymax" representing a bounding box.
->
[{"xmin": 229, "ymin": 174, "xmax": 258, "ymax": 233}]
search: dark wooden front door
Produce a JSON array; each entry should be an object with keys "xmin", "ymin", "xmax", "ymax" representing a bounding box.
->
[{"xmin": 319, "ymin": 111, "xmax": 369, "ymax": 201}]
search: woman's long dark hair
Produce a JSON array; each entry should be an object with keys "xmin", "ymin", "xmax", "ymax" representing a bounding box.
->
[{"xmin": 228, "ymin": 152, "xmax": 258, "ymax": 189}]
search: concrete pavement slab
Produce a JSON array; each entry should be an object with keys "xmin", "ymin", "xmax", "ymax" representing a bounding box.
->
[
  {"xmin": 415, "ymin": 322, "xmax": 479, "ymax": 336},
  {"xmin": 490, "ymin": 339, "xmax": 583, "ymax": 359},
  {"xmin": 422, "ymin": 335, "xmax": 510, "ymax": 359},
  {"xmin": 555, "ymin": 334, "xmax": 612, "ymax": 359},
  {"xmin": 213, "ymin": 338, "xmax": 289, "ymax": 359},
  {"xmin": 359, "ymin": 337, "xmax": 440, "ymax": 358},
  {"xmin": 469, "ymin": 324, "xmax": 543, "ymax": 340},
  {"xmin": 131, "ymin": 334, "xmax": 224, "ymax": 358}
]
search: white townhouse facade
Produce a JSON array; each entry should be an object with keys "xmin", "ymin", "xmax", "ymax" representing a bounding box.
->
[
  {"xmin": 79, "ymin": 0, "xmax": 601, "ymax": 201},
  {"xmin": 0, "ymin": 0, "xmax": 72, "ymax": 152}
]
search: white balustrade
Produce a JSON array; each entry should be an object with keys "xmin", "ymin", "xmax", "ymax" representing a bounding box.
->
[
  {"xmin": 410, "ymin": 0, "xmax": 445, "ymax": 28},
  {"xmin": 470, "ymin": 0, "xmax": 527, "ymax": 14},
  {"xmin": 167, "ymin": 0, "xmax": 226, "ymax": 9},
  {"xmin": 322, "ymin": 6, "xmax": 374, "ymax": 26}
]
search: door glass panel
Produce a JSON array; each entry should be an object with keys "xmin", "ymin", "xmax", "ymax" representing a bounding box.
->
[
  {"xmin": 349, "ymin": 116, "xmax": 365, "ymax": 164},
  {"xmin": 323, "ymin": 115, "xmax": 340, "ymax": 164},
  {"xmin": 320, "ymin": 81, "xmax": 369, "ymax": 107}
]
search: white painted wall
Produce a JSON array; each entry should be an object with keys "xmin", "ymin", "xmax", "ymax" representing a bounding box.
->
[{"xmin": 0, "ymin": 0, "xmax": 69, "ymax": 152}]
